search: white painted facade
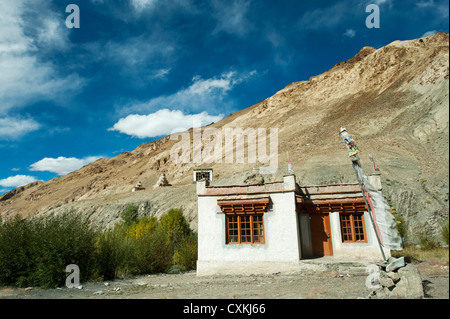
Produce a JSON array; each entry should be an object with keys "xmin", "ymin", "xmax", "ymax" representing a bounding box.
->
[{"xmin": 196, "ymin": 175, "xmax": 390, "ymax": 276}]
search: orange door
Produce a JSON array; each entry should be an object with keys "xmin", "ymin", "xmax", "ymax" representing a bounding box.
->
[{"xmin": 310, "ymin": 213, "xmax": 333, "ymax": 257}]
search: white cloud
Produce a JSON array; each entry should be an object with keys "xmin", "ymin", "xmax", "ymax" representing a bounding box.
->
[
  {"xmin": 298, "ymin": 2, "xmax": 349, "ymax": 31},
  {"xmin": 343, "ymin": 29, "xmax": 356, "ymax": 38},
  {"xmin": 153, "ymin": 68, "xmax": 171, "ymax": 79},
  {"xmin": 211, "ymin": 0, "xmax": 252, "ymax": 36},
  {"xmin": 0, "ymin": 0, "xmax": 84, "ymax": 114},
  {"xmin": 131, "ymin": 0, "xmax": 158, "ymax": 11},
  {"xmin": 83, "ymin": 35, "xmax": 175, "ymax": 83},
  {"xmin": 29, "ymin": 156, "xmax": 103, "ymax": 176},
  {"xmin": 110, "ymin": 109, "xmax": 224, "ymax": 138},
  {"xmin": 118, "ymin": 70, "xmax": 257, "ymax": 115},
  {"xmin": 421, "ymin": 30, "xmax": 438, "ymax": 37},
  {"xmin": 0, "ymin": 175, "xmax": 39, "ymax": 188},
  {"xmin": 102, "ymin": 36, "xmax": 174, "ymax": 68},
  {"xmin": 416, "ymin": 0, "xmax": 435, "ymax": 8},
  {"xmin": 371, "ymin": 0, "xmax": 392, "ymax": 5},
  {"xmin": 0, "ymin": 117, "xmax": 41, "ymax": 140},
  {"xmin": 415, "ymin": 0, "xmax": 448, "ymax": 20}
]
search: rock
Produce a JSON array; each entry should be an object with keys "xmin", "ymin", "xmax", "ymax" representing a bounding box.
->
[
  {"xmin": 379, "ymin": 272, "xmax": 396, "ymax": 289},
  {"xmin": 386, "ymin": 271, "xmax": 400, "ymax": 283},
  {"xmin": 94, "ymin": 290, "xmax": 103, "ymax": 295},
  {"xmin": 24, "ymin": 287, "xmax": 33, "ymax": 292},
  {"xmin": 243, "ymin": 173, "xmax": 265, "ymax": 185},
  {"xmin": 386, "ymin": 256, "xmax": 405, "ymax": 272},
  {"xmin": 391, "ymin": 264, "xmax": 424, "ymax": 299}
]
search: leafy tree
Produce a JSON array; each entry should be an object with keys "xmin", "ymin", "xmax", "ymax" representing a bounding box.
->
[{"xmin": 160, "ymin": 208, "xmax": 190, "ymax": 243}]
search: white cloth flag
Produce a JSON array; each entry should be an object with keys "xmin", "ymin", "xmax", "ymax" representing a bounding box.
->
[{"xmin": 354, "ymin": 164, "xmax": 403, "ymax": 251}]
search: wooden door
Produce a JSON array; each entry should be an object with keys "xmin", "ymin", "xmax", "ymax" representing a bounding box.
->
[{"xmin": 310, "ymin": 213, "xmax": 333, "ymax": 257}]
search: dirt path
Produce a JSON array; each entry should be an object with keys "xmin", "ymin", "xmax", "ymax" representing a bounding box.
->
[{"xmin": 1, "ymin": 266, "xmax": 448, "ymax": 299}]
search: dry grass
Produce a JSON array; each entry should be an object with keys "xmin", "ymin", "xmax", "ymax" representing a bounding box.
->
[{"xmin": 392, "ymin": 247, "xmax": 449, "ymax": 266}]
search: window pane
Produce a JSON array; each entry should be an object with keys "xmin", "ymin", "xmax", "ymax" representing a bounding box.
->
[
  {"xmin": 227, "ymin": 216, "xmax": 239, "ymax": 243},
  {"xmin": 240, "ymin": 216, "xmax": 250, "ymax": 243},
  {"xmin": 341, "ymin": 213, "xmax": 366, "ymax": 242},
  {"xmin": 253, "ymin": 215, "xmax": 264, "ymax": 243}
]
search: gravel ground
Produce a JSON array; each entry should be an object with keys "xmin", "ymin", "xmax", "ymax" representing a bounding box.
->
[{"xmin": 1, "ymin": 263, "xmax": 447, "ymax": 300}]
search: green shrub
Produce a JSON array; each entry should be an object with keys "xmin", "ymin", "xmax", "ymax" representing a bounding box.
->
[
  {"xmin": 30, "ymin": 213, "xmax": 98, "ymax": 288},
  {"xmin": 440, "ymin": 219, "xmax": 449, "ymax": 246},
  {"xmin": 0, "ymin": 207, "xmax": 197, "ymax": 287},
  {"xmin": 130, "ymin": 228, "xmax": 173, "ymax": 275},
  {"xmin": 127, "ymin": 216, "xmax": 158, "ymax": 240},
  {"xmin": 160, "ymin": 208, "xmax": 190, "ymax": 244},
  {"xmin": 0, "ymin": 212, "xmax": 98, "ymax": 288},
  {"xmin": 95, "ymin": 224, "xmax": 131, "ymax": 280},
  {"xmin": 121, "ymin": 204, "xmax": 138, "ymax": 227},
  {"xmin": 394, "ymin": 213, "xmax": 409, "ymax": 246},
  {"xmin": 418, "ymin": 229, "xmax": 440, "ymax": 250},
  {"xmin": 173, "ymin": 232, "xmax": 198, "ymax": 271},
  {"xmin": 0, "ymin": 216, "xmax": 35, "ymax": 287}
]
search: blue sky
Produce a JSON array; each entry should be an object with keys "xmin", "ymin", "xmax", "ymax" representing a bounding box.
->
[{"xmin": 0, "ymin": 0, "xmax": 448, "ymax": 194}]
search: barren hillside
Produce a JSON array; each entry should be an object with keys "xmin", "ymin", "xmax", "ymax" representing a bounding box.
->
[{"xmin": 1, "ymin": 32, "xmax": 448, "ymax": 242}]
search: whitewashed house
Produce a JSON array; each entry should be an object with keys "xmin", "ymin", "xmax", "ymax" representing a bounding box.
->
[{"xmin": 196, "ymin": 174, "xmax": 392, "ymax": 276}]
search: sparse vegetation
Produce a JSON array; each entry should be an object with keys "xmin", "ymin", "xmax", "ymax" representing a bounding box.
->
[
  {"xmin": 393, "ymin": 213, "xmax": 409, "ymax": 245},
  {"xmin": 0, "ymin": 208, "xmax": 198, "ymax": 288},
  {"xmin": 121, "ymin": 203, "xmax": 139, "ymax": 227},
  {"xmin": 392, "ymin": 246, "xmax": 449, "ymax": 266},
  {"xmin": 0, "ymin": 212, "xmax": 98, "ymax": 288},
  {"xmin": 440, "ymin": 219, "xmax": 449, "ymax": 246}
]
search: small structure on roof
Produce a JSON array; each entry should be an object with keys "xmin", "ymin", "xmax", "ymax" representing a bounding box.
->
[{"xmin": 193, "ymin": 168, "xmax": 213, "ymax": 183}]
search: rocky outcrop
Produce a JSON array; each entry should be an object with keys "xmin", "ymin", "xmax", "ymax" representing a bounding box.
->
[{"xmin": 0, "ymin": 181, "xmax": 43, "ymax": 202}]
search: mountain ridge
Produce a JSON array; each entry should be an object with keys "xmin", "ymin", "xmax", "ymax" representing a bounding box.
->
[{"xmin": 1, "ymin": 32, "xmax": 448, "ymax": 242}]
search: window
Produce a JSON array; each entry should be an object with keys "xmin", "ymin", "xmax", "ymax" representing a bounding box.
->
[
  {"xmin": 340, "ymin": 213, "xmax": 367, "ymax": 243},
  {"xmin": 226, "ymin": 214, "xmax": 265, "ymax": 244}
]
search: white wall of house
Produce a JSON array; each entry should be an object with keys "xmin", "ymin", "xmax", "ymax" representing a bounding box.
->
[
  {"xmin": 197, "ymin": 191, "xmax": 302, "ymax": 276},
  {"xmin": 196, "ymin": 176, "xmax": 390, "ymax": 276},
  {"xmin": 329, "ymin": 211, "xmax": 391, "ymax": 259}
]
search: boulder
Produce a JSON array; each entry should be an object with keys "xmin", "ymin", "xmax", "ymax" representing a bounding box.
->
[
  {"xmin": 391, "ymin": 264, "xmax": 424, "ymax": 299},
  {"xmin": 243, "ymin": 173, "xmax": 265, "ymax": 185}
]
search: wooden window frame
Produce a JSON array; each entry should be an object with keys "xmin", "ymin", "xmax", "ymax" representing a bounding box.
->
[
  {"xmin": 340, "ymin": 213, "xmax": 368, "ymax": 243},
  {"xmin": 225, "ymin": 213, "xmax": 265, "ymax": 245}
]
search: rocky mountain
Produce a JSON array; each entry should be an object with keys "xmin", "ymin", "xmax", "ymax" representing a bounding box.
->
[{"xmin": 1, "ymin": 32, "xmax": 448, "ymax": 243}]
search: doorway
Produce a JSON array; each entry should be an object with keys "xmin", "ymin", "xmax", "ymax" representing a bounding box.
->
[{"xmin": 310, "ymin": 213, "xmax": 333, "ymax": 257}]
